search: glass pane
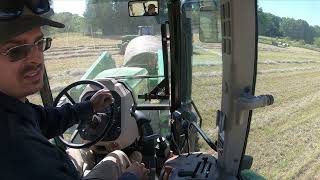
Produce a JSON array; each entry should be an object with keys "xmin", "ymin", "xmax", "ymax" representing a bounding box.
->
[
  {"xmin": 45, "ymin": 0, "xmax": 168, "ymax": 136},
  {"xmin": 182, "ymin": 0, "xmax": 222, "ymax": 152},
  {"xmin": 247, "ymin": 0, "xmax": 320, "ymax": 178},
  {"xmin": 45, "ymin": 0, "xmax": 165, "ymax": 101}
]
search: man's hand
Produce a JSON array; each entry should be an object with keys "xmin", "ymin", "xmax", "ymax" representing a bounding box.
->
[
  {"xmin": 90, "ymin": 89, "xmax": 113, "ymax": 113},
  {"xmin": 125, "ymin": 162, "xmax": 150, "ymax": 180}
]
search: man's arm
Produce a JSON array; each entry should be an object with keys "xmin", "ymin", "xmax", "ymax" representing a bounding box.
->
[
  {"xmin": 118, "ymin": 172, "xmax": 139, "ymax": 180},
  {"xmin": 34, "ymin": 101, "xmax": 94, "ymax": 139},
  {"xmin": 35, "ymin": 89, "xmax": 113, "ymax": 139}
]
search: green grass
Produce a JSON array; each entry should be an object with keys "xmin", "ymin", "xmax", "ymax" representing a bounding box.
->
[
  {"xmin": 247, "ymin": 71, "xmax": 320, "ymax": 179},
  {"xmin": 192, "ymin": 38, "xmax": 320, "ymax": 179},
  {"xmin": 50, "ymin": 32, "xmax": 121, "ymax": 47}
]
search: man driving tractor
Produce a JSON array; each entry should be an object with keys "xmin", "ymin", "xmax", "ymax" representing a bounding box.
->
[
  {"xmin": 0, "ymin": 1, "xmax": 149, "ymax": 180},
  {"xmin": 143, "ymin": 4, "xmax": 158, "ymax": 16}
]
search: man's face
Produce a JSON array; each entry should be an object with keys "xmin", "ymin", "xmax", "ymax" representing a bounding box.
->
[
  {"xmin": 148, "ymin": 7, "xmax": 156, "ymax": 15},
  {"xmin": 0, "ymin": 27, "xmax": 44, "ymax": 100}
]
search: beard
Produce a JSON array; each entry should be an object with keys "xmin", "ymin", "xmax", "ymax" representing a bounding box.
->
[{"xmin": 18, "ymin": 63, "xmax": 45, "ymax": 97}]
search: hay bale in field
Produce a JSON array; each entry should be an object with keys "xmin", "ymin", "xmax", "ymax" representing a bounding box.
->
[{"xmin": 124, "ymin": 35, "xmax": 162, "ymax": 75}]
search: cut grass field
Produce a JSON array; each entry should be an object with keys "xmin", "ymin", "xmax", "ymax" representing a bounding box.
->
[
  {"xmin": 193, "ymin": 42, "xmax": 320, "ymax": 179},
  {"xmin": 246, "ymin": 71, "xmax": 320, "ymax": 180},
  {"xmin": 30, "ymin": 33, "xmax": 320, "ymax": 179}
]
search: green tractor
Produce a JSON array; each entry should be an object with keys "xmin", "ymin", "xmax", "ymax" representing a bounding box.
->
[
  {"xmin": 118, "ymin": 26, "xmax": 155, "ymax": 54},
  {"xmin": 39, "ymin": 0, "xmax": 274, "ymax": 179}
]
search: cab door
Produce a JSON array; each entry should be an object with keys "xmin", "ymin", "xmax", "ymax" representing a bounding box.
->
[{"xmin": 217, "ymin": 0, "xmax": 272, "ymax": 176}]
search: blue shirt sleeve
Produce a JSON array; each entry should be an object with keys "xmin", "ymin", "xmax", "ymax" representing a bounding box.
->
[
  {"xmin": 33, "ymin": 101, "xmax": 94, "ymax": 139},
  {"xmin": 118, "ymin": 172, "xmax": 139, "ymax": 180}
]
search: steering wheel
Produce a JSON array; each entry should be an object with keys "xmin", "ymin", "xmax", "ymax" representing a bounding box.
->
[{"xmin": 53, "ymin": 80, "xmax": 114, "ymax": 149}]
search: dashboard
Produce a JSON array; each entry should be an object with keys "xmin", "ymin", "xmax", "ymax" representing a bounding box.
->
[
  {"xmin": 80, "ymin": 90, "xmax": 122, "ymax": 141},
  {"xmin": 78, "ymin": 78, "xmax": 139, "ymax": 153}
]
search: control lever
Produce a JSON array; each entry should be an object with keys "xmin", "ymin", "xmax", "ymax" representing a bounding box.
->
[
  {"xmin": 130, "ymin": 109, "xmax": 151, "ymax": 126},
  {"xmin": 130, "ymin": 109, "xmax": 160, "ymax": 141},
  {"xmin": 205, "ymin": 163, "xmax": 212, "ymax": 178},
  {"xmin": 189, "ymin": 121, "xmax": 217, "ymax": 151},
  {"xmin": 144, "ymin": 134, "xmax": 161, "ymax": 141},
  {"xmin": 160, "ymin": 151, "xmax": 219, "ymax": 179},
  {"xmin": 200, "ymin": 157, "xmax": 208, "ymax": 173},
  {"xmin": 156, "ymin": 137, "xmax": 170, "ymax": 176},
  {"xmin": 177, "ymin": 161, "xmax": 201, "ymax": 178},
  {"xmin": 170, "ymin": 111, "xmax": 188, "ymax": 154}
]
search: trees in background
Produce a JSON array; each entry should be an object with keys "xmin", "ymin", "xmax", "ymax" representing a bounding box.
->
[
  {"xmin": 83, "ymin": 0, "xmax": 157, "ymax": 36},
  {"xmin": 258, "ymin": 8, "xmax": 282, "ymax": 37},
  {"xmin": 51, "ymin": 12, "xmax": 85, "ymax": 33},
  {"xmin": 47, "ymin": 0, "xmax": 158, "ymax": 36},
  {"xmin": 258, "ymin": 7, "xmax": 320, "ymax": 46},
  {"xmin": 279, "ymin": 18, "xmax": 315, "ymax": 44},
  {"xmin": 314, "ymin": 37, "xmax": 320, "ymax": 47},
  {"xmin": 47, "ymin": 1, "xmax": 320, "ymax": 47}
]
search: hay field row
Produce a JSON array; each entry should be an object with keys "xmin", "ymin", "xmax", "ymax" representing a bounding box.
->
[{"xmin": 193, "ymin": 42, "xmax": 320, "ymax": 180}]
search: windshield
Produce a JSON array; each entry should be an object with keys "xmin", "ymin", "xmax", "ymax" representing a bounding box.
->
[
  {"xmin": 28, "ymin": 0, "xmax": 166, "ymax": 105},
  {"xmin": 27, "ymin": 0, "xmax": 222, "ymax": 143}
]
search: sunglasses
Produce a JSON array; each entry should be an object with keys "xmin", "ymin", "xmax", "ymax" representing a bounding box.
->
[
  {"xmin": 0, "ymin": 37, "xmax": 52, "ymax": 62},
  {"xmin": 0, "ymin": 0, "xmax": 50, "ymax": 20}
]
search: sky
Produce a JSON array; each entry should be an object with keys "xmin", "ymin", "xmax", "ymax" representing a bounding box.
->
[
  {"xmin": 52, "ymin": 0, "xmax": 320, "ymax": 26},
  {"xmin": 259, "ymin": 0, "xmax": 320, "ymax": 26},
  {"xmin": 52, "ymin": 0, "xmax": 86, "ymax": 16}
]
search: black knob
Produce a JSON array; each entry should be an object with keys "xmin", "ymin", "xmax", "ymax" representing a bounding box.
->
[{"xmin": 90, "ymin": 116, "xmax": 101, "ymax": 129}]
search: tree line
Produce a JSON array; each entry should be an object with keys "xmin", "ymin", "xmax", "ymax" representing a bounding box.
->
[
  {"xmin": 258, "ymin": 7, "xmax": 320, "ymax": 46},
  {"xmin": 47, "ymin": 0, "xmax": 158, "ymax": 36},
  {"xmin": 47, "ymin": 1, "xmax": 320, "ymax": 47}
]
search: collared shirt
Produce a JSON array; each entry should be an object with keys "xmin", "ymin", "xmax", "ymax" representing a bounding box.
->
[
  {"xmin": 0, "ymin": 91, "xmax": 138, "ymax": 180},
  {"xmin": 0, "ymin": 91, "xmax": 93, "ymax": 180}
]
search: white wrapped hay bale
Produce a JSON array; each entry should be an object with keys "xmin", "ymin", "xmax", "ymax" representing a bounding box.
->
[{"xmin": 124, "ymin": 35, "xmax": 162, "ymax": 75}]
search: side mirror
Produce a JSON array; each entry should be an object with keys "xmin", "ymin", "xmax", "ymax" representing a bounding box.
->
[
  {"xmin": 199, "ymin": 3, "xmax": 221, "ymax": 43},
  {"xmin": 128, "ymin": 0, "xmax": 159, "ymax": 17}
]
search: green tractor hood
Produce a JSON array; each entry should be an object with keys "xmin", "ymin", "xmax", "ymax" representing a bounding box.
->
[{"xmin": 95, "ymin": 66, "xmax": 149, "ymax": 96}]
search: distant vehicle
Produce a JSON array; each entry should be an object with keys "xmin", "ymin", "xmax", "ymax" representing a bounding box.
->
[{"xmin": 272, "ymin": 41, "xmax": 289, "ymax": 48}]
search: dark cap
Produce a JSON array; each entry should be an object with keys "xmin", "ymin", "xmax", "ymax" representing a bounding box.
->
[
  {"xmin": 0, "ymin": 10, "xmax": 65, "ymax": 44},
  {"xmin": 148, "ymin": 4, "xmax": 156, "ymax": 9}
]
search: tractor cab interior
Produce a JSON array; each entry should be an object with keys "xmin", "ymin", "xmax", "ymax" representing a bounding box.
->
[{"xmin": 35, "ymin": 0, "xmax": 275, "ymax": 179}]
